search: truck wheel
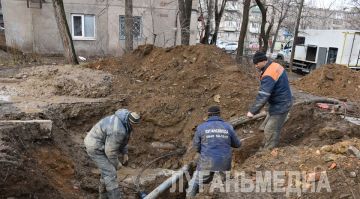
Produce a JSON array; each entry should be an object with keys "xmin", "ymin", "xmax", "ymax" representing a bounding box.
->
[
  {"xmin": 309, "ymin": 64, "xmax": 316, "ymax": 72},
  {"xmin": 276, "ymin": 55, "xmax": 283, "ymax": 60}
]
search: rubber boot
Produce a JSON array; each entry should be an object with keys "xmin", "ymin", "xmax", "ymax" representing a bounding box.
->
[
  {"xmin": 99, "ymin": 180, "xmax": 108, "ymax": 199},
  {"xmin": 107, "ymin": 188, "xmax": 121, "ymax": 199}
]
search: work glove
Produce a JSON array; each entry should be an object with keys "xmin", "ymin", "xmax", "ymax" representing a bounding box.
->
[
  {"xmin": 247, "ymin": 111, "xmax": 254, "ymax": 118},
  {"xmin": 122, "ymin": 154, "xmax": 129, "ymax": 166}
]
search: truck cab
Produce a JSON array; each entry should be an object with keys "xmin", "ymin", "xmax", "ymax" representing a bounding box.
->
[{"xmin": 275, "ymin": 40, "xmax": 293, "ymax": 63}]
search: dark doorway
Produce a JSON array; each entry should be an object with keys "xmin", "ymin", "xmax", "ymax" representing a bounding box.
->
[
  {"xmin": 306, "ymin": 46, "xmax": 317, "ymax": 62},
  {"xmin": 327, "ymin": 47, "xmax": 338, "ymax": 64}
]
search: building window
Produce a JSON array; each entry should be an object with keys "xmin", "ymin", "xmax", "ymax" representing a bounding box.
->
[
  {"xmin": 119, "ymin": 16, "xmax": 142, "ymax": 40},
  {"xmin": 71, "ymin": 14, "xmax": 95, "ymax": 40}
]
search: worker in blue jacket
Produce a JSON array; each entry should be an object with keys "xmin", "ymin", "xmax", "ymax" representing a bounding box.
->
[
  {"xmin": 186, "ymin": 106, "xmax": 241, "ymax": 197},
  {"xmin": 84, "ymin": 109, "xmax": 140, "ymax": 199},
  {"xmin": 247, "ymin": 51, "xmax": 293, "ymax": 150}
]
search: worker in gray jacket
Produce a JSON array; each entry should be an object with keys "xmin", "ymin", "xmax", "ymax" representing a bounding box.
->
[{"xmin": 84, "ymin": 109, "xmax": 140, "ymax": 199}]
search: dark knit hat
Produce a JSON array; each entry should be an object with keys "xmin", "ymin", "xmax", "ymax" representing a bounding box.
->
[
  {"xmin": 128, "ymin": 112, "xmax": 141, "ymax": 124},
  {"xmin": 253, "ymin": 51, "xmax": 267, "ymax": 64},
  {"xmin": 208, "ymin": 106, "xmax": 220, "ymax": 116}
]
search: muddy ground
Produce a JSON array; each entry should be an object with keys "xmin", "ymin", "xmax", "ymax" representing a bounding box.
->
[{"xmin": 0, "ymin": 45, "xmax": 359, "ymax": 199}]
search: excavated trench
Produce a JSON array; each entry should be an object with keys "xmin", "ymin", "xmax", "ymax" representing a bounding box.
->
[
  {"xmin": 0, "ymin": 60, "xmax": 359, "ymax": 198},
  {"xmin": 0, "ymin": 64, "xmax": 190, "ymax": 199},
  {"xmin": 1, "ymin": 92, "xmax": 360, "ymax": 199},
  {"xmin": 0, "ymin": 97, "xmax": 190, "ymax": 199},
  {"xmin": 1, "ymin": 98, "xmax": 359, "ymax": 199},
  {"xmin": 1, "ymin": 44, "xmax": 360, "ymax": 198}
]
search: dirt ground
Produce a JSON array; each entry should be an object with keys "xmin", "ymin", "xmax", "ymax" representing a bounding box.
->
[
  {"xmin": 0, "ymin": 65, "xmax": 112, "ymax": 98},
  {"xmin": 0, "ymin": 45, "xmax": 359, "ymax": 199}
]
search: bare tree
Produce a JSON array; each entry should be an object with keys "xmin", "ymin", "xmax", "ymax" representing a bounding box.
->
[
  {"xmin": 52, "ymin": 0, "xmax": 78, "ymax": 65},
  {"xmin": 210, "ymin": 0, "xmax": 228, "ymax": 44},
  {"xmin": 236, "ymin": 0, "xmax": 251, "ymax": 63},
  {"xmin": 270, "ymin": 0, "xmax": 292, "ymax": 53},
  {"xmin": 150, "ymin": 0, "xmax": 157, "ymax": 44},
  {"xmin": 125, "ymin": 0, "xmax": 133, "ymax": 52},
  {"xmin": 255, "ymin": 0, "xmax": 273, "ymax": 52},
  {"xmin": 264, "ymin": 6, "xmax": 275, "ymax": 51},
  {"xmin": 178, "ymin": 0, "xmax": 193, "ymax": 45},
  {"xmin": 296, "ymin": 0, "xmax": 338, "ymax": 30},
  {"xmin": 174, "ymin": 10, "xmax": 179, "ymax": 46},
  {"xmin": 346, "ymin": 6, "xmax": 360, "ymax": 29},
  {"xmin": 289, "ymin": 0, "xmax": 305, "ymax": 72},
  {"xmin": 200, "ymin": 0, "xmax": 214, "ymax": 44},
  {"xmin": 353, "ymin": 0, "xmax": 360, "ymax": 12}
]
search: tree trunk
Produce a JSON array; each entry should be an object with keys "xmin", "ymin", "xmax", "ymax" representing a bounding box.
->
[
  {"xmin": 174, "ymin": 11, "xmax": 179, "ymax": 46},
  {"xmin": 150, "ymin": 0, "xmax": 156, "ymax": 44},
  {"xmin": 270, "ymin": 20, "xmax": 281, "ymax": 53},
  {"xmin": 125, "ymin": 0, "xmax": 133, "ymax": 52},
  {"xmin": 236, "ymin": 0, "xmax": 251, "ymax": 63},
  {"xmin": 201, "ymin": 0, "xmax": 214, "ymax": 44},
  {"xmin": 178, "ymin": 0, "xmax": 193, "ymax": 45},
  {"xmin": 289, "ymin": 0, "xmax": 305, "ymax": 72},
  {"xmin": 255, "ymin": 0, "xmax": 267, "ymax": 52},
  {"xmin": 263, "ymin": 10, "xmax": 274, "ymax": 52},
  {"xmin": 270, "ymin": 0, "xmax": 290, "ymax": 53},
  {"xmin": 52, "ymin": 0, "xmax": 78, "ymax": 65},
  {"xmin": 210, "ymin": 0, "xmax": 227, "ymax": 44},
  {"xmin": 211, "ymin": 19, "xmax": 221, "ymax": 44}
]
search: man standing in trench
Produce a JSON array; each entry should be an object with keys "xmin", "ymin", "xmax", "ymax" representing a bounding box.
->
[
  {"xmin": 84, "ymin": 109, "xmax": 140, "ymax": 199},
  {"xmin": 247, "ymin": 51, "xmax": 292, "ymax": 150},
  {"xmin": 186, "ymin": 106, "xmax": 241, "ymax": 197}
]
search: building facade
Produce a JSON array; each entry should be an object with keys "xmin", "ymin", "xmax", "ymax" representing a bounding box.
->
[
  {"xmin": 217, "ymin": 0, "xmax": 242, "ymax": 42},
  {"xmin": 2, "ymin": 0, "xmax": 198, "ymax": 56}
]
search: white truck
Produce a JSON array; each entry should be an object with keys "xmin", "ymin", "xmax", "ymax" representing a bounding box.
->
[{"xmin": 275, "ymin": 29, "xmax": 360, "ymax": 73}]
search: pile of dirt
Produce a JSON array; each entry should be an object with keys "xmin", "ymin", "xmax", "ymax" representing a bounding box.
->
[
  {"xmin": 85, "ymin": 44, "xmax": 258, "ymax": 167},
  {"xmin": 226, "ymin": 138, "xmax": 360, "ymax": 199},
  {"xmin": 294, "ymin": 64, "xmax": 360, "ymax": 101},
  {"xmin": 0, "ymin": 65, "xmax": 113, "ymax": 98}
]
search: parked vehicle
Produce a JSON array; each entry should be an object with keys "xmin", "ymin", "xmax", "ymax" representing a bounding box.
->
[
  {"xmin": 224, "ymin": 42, "xmax": 238, "ymax": 53},
  {"xmin": 274, "ymin": 40, "xmax": 292, "ymax": 62},
  {"xmin": 249, "ymin": 42, "xmax": 259, "ymax": 51},
  {"xmin": 275, "ymin": 29, "xmax": 360, "ymax": 73},
  {"xmin": 216, "ymin": 40, "xmax": 228, "ymax": 49}
]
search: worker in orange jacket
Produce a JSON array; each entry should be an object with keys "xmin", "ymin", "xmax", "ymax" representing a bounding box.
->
[{"xmin": 247, "ymin": 51, "xmax": 293, "ymax": 149}]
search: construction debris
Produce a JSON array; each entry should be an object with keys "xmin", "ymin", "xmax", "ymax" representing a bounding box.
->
[
  {"xmin": 348, "ymin": 145, "xmax": 360, "ymax": 159},
  {"xmin": 151, "ymin": 142, "xmax": 177, "ymax": 150},
  {"xmin": 349, "ymin": 171, "xmax": 357, "ymax": 178}
]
